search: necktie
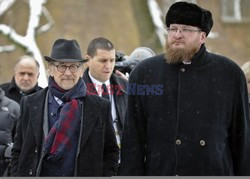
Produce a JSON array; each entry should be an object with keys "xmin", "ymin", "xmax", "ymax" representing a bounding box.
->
[{"xmin": 101, "ymin": 84, "xmax": 110, "ymax": 101}]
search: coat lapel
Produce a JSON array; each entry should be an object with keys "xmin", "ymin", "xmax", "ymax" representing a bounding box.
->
[
  {"xmin": 111, "ymin": 75, "xmax": 127, "ymax": 127},
  {"xmin": 29, "ymin": 88, "xmax": 48, "ymax": 146},
  {"xmin": 79, "ymin": 95, "xmax": 101, "ymax": 148},
  {"xmin": 82, "ymin": 69, "xmax": 98, "ymax": 95}
]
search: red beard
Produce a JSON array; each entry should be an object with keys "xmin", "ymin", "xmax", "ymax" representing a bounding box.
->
[{"xmin": 164, "ymin": 40, "xmax": 199, "ymax": 64}]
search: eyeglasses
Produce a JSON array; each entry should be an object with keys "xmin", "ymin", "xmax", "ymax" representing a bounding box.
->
[
  {"xmin": 53, "ymin": 63, "xmax": 81, "ymax": 73},
  {"xmin": 166, "ymin": 27, "xmax": 201, "ymax": 36}
]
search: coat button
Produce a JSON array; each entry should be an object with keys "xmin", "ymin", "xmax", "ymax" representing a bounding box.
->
[
  {"xmin": 29, "ymin": 169, "xmax": 33, "ymax": 175},
  {"xmin": 180, "ymin": 68, "xmax": 185, "ymax": 72},
  {"xmin": 176, "ymin": 139, "xmax": 182, "ymax": 145},
  {"xmin": 34, "ymin": 147, "xmax": 38, "ymax": 153},
  {"xmin": 200, "ymin": 140, "xmax": 206, "ymax": 146}
]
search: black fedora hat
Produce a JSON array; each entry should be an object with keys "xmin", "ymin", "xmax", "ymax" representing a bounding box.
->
[{"xmin": 44, "ymin": 39, "xmax": 87, "ymax": 62}]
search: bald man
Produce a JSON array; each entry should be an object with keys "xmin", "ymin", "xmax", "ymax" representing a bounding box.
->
[{"xmin": 0, "ymin": 55, "xmax": 42, "ymax": 103}]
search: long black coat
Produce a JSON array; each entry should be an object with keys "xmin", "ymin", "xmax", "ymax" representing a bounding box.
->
[
  {"xmin": 119, "ymin": 45, "xmax": 250, "ymax": 176},
  {"xmin": 10, "ymin": 87, "xmax": 119, "ymax": 176}
]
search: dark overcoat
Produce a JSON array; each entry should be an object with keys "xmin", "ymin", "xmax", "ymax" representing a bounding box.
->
[
  {"xmin": 10, "ymin": 87, "xmax": 119, "ymax": 176},
  {"xmin": 119, "ymin": 45, "xmax": 250, "ymax": 176}
]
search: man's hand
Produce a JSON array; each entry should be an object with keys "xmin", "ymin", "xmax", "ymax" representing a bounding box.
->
[{"xmin": 115, "ymin": 70, "xmax": 128, "ymax": 81}]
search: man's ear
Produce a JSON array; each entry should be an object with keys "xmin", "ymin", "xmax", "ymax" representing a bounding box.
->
[
  {"xmin": 47, "ymin": 64, "xmax": 54, "ymax": 77},
  {"xmin": 85, "ymin": 55, "xmax": 91, "ymax": 65},
  {"xmin": 200, "ymin": 32, "xmax": 207, "ymax": 44}
]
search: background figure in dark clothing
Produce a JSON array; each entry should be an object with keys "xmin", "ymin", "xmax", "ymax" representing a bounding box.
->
[
  {"xmin": 0, "ymin": 55, "xmax": 42, "ymax": 104},
  {"xmin": 10, "ymin": 39, "xmax": 119, "ymax": 176},
  {"xmin": 114, "ymin": 47, "xmax": 155, "ymax": 80},
  {"xmin": 0, "ymin": 88, "xmax": 20, "ymax": 176},
  {"xmin": 241, "ymin": 61, "xmax": 250, "ymax": 125},
  {"xmin": 119, "ymin": 1, "xmax": 250, "ymax": 176},
  {"xmin": 83, "ymin": 37, "xmax": 128, "ymax": 156},
  {"xmin": 241, "ymin": 61, "xmax": 250, "ymax": 102}
]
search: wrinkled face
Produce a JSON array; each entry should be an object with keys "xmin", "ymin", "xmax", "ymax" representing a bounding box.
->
[
  {"xmin": 14, "ymin": 61, "xmax": 39, "ymax": 92},
  {"xmin": 87, "ymin": 49, "xmax": 116, "ymax": 82},
  {"xmin": 48, "ymin": 62, "xmax": 84, "ymax": 90},
  {"xmin": 165, "ymin": 24, "xmax": 206, "ymax": 64}
]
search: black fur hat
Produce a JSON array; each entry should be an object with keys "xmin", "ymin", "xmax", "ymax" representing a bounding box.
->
[{"xmin": 165, "ymin": 1, "xmax": 213, "ymax": 36}]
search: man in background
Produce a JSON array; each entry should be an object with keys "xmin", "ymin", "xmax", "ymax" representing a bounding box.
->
[
  {"xmin": 115, "ymin": 47, "xmax": 156, "ymax": 80},
  {"xmin": 0, "ymin": 55, "xmax": 42, "ymax": 103},
  {"xmin": 83, "ymin": 37, "xmax": 127, "ymax": 162}
]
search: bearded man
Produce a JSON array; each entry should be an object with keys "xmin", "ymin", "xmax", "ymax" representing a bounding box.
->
[{"xmin": 119, "ymin": 1, "xmax": 250, "ymax": 176}]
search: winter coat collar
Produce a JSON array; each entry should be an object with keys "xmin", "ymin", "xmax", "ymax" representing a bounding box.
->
[
  {"xmin": 7, "ymin": 77, "xmax": 42, "ymax": 94},
  {"xmin": 190, "ymin": 44, "xmax": 209, "ymax": 66},
  {"xmin": 173, "ymin": 44, "xmax": 211, "ymax": 67}
]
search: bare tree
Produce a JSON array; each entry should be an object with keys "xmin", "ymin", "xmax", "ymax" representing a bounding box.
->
[
  {"xmin": 147, "ymin": 0, "xmax": 166, "ymax": 46},
  {"xmin": 0, "ymin": 0, "xmax": 54, "ymax": 88}
]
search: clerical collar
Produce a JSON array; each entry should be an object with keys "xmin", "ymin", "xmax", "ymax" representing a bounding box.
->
[{"xmin": 182, "ymin": 60, "xmax": 192, "ymax": 65}]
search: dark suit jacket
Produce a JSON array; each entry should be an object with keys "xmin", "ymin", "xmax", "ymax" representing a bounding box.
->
[
  {"xmin": 82, "ymin": 69, "xmax": 128, "ymax": 138},
  {"xmin": 10, "ymin": 87, "xmax": 119, "ymax": 176}
]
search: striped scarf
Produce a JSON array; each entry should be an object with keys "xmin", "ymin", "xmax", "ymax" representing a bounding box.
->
[{"xmin": 44, "ymin": 76, "xmax": 86, "ymax": 160}]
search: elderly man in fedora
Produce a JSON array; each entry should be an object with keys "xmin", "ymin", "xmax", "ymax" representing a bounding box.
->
[{"xmin": 10, "ymin": 39, "xmax": 119, "ymax": 176}]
